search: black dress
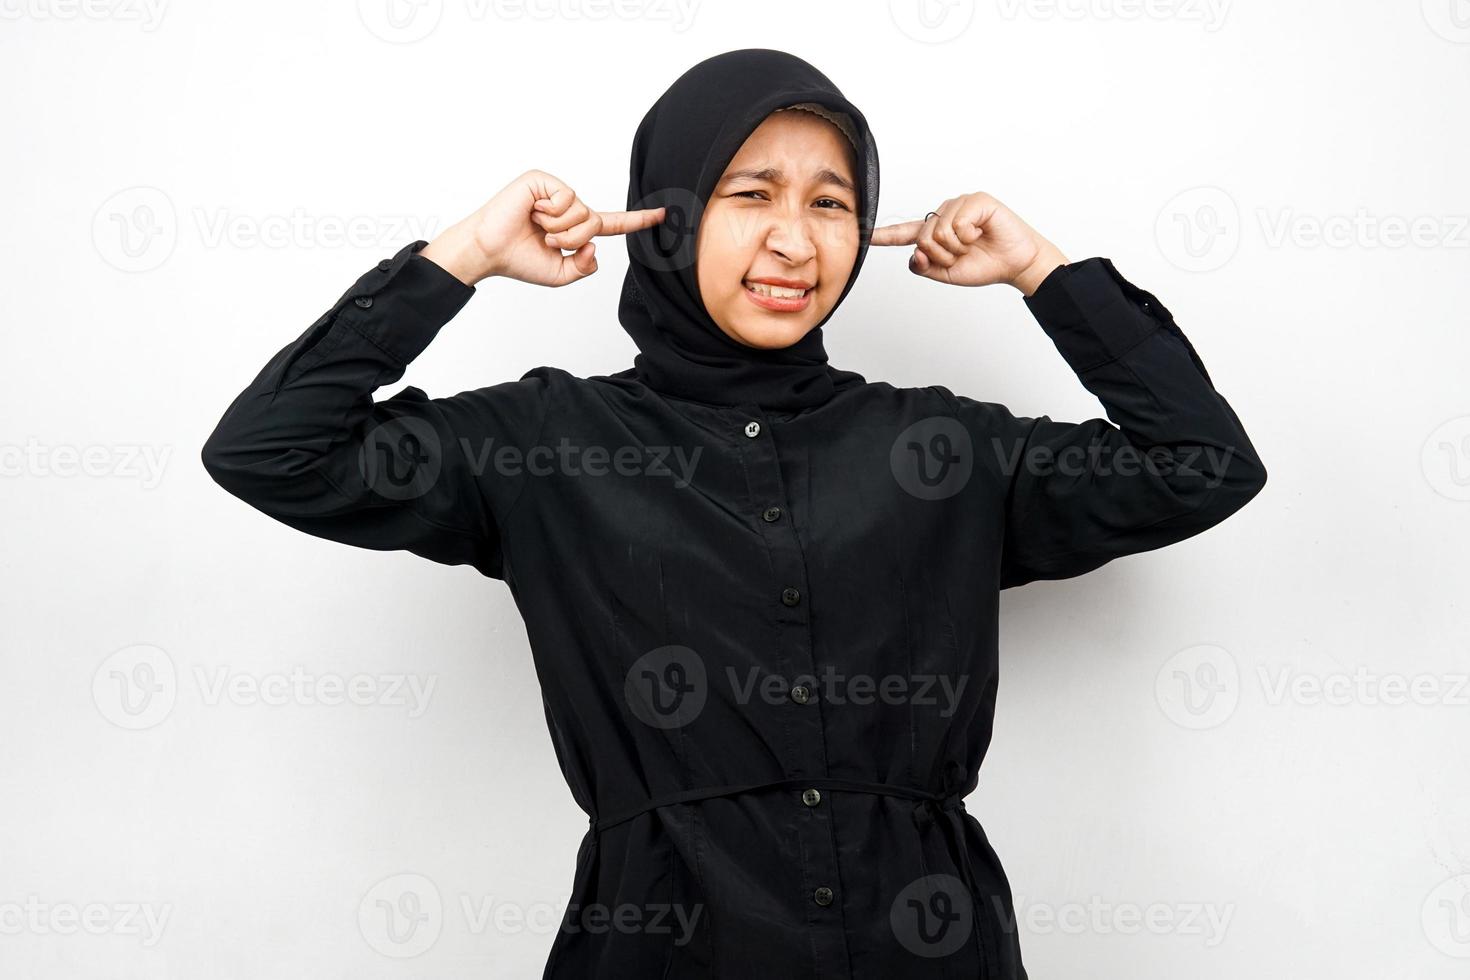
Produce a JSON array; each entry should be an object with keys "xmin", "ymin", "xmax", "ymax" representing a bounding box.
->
[{"xmin": 201, "ymin": 238, "xmax": 1267, "ymax": 978}]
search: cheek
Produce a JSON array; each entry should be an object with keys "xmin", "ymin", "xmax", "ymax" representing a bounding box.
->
[
  {"xmin": 817, "ymin": 237, "xmax": 859, "ymax": 305},
  {"xmin": 697, "ymin": 218, "xmax": 748, "ymax": 300}
]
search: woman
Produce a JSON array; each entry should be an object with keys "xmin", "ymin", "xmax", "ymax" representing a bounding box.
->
[{"xmin": 202, "ymin": 48, "xmax": 1266, "ymax": 980}]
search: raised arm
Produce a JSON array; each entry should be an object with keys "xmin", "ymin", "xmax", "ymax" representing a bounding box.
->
[
  {"xmin": 874, "ymin": 190, "xmax": 1267, "ymax": 589},
  {"xmin": 199, "ymin": 240, "xmax": 550, "ymax": 578},
  {"xmin": 941, "ymin": 257, "xmax": 1268, "ymax": 589},
  {"xmin": 200, "ymin": 169, "xmax": 666, "ymax": 579}
]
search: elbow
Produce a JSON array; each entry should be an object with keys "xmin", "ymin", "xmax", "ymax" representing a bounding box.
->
[
  {"xmin": 1198, "ymin": 451, "xmax": 1268, "ymax": 526},
  {"xmin": 200, "ymin": 423, "xmax": 273, "ymax": 499},
  {"xmin": 200, "ymin": 428, "xmax": 243, "ymax": 493}
]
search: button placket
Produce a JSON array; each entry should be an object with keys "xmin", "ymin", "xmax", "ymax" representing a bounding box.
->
[{"xmin": 733, "ymin": 406, "xmax": 848, "ymax": 972}]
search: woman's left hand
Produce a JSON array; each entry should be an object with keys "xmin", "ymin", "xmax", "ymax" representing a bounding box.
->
[{"xmin": 871, "ymin": 191, "xmax": 1068, "ymax": 295}]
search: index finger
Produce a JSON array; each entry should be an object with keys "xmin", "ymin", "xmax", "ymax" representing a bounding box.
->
[
  {"xmin": 869, "ymin": 220, "xmax": 923, "ymax": 247},
  {"xmin": 594, "ymin": 207, "xmax": 667, "ymax": 236}
]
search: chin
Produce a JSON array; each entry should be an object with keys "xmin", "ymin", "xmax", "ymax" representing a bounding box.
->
[{"xmin": 726, "ymin": 317, "xmax": 816, "ymax": 350}]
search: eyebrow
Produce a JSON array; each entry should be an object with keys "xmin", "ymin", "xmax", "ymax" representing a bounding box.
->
[{"xmin": 720, "ymin": 166, "xmax": 857, "ymax": 196}]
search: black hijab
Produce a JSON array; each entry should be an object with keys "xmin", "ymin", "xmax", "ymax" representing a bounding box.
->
[{"xmin": 611, "ymin": 49, "xmax": 877, "ymax": 412}]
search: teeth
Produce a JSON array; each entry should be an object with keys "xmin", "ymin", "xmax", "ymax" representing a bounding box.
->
[{"xmin": 746, "ymin": 281, "xmax": 808, "ymax": 298}]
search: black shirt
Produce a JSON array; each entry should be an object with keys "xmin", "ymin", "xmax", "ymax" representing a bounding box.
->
[{"xmin": 201, "ymin": 239, "xmax": 1267, "ymax": 978}]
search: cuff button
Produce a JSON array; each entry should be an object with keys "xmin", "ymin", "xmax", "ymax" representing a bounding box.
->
[{"xmin": 354, "ymin": 296, "xmax": 373, "ymax": 309}]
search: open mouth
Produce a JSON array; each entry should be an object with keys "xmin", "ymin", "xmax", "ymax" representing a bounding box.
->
[{"xmin": 743, "ymin": 279, "xmax": 813, "ymax": 312}]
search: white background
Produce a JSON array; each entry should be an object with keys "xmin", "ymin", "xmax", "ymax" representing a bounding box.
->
[{"xmin": 3, "ymin": 1, "xmax": 1468, "ymax": 977}]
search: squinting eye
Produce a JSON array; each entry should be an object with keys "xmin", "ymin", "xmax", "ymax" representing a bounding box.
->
[{"xmin": 732, "ymin": 191, "xmax": 850, "ymax": 212}]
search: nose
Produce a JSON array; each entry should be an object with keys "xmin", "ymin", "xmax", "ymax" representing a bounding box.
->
[{"xmin": 763, "ymin": 212, "xmax": 817, "ymax": 267}]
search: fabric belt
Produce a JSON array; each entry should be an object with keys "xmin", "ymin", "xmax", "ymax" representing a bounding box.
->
[
  {"xmin": 589, "ymin": 776, "xmax": 966, "ymax": 834},
  {"xmin": 586, "ymin": 774, "xmax": 997, "ymax": 976}
]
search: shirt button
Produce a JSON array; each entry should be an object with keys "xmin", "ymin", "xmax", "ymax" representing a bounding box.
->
[
  {"xmin": 790, "ymin": 684, "xmax": 812, "ymax": 704},
  {"xmin": 813, "ymin": 886, "xmax": 834, "ymax": 906},
  {"xmin": 802, "ymin": 788, "xmax": 822, "ymax": 807},
  {"xmin": 354, "ymin": 296, "xmax": 373, "ymax": 309},
  {"xmin": 744, "ymin": 421, "xmax": 761, "ymax": 438},
  {"xmin": 762, "ymin": 506, "xmax": 782, "ymax": 522},
  {"xmin": 781, "ymin": 587, "xmax": 801, "ymax": 606}
]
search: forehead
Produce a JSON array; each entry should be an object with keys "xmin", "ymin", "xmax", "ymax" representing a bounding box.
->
[{"xmin": 720, "ymin": 110, "xmax": 856, "ymax": 178}]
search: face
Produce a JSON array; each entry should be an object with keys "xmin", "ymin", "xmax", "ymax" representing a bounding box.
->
[{"xmin": 696, "ymin": 110, "xmax": 861, "ymax": 350}]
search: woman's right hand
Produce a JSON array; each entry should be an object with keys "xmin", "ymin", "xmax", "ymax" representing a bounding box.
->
[{"xmin": 421, "ymin": 169, "xmax": 666, "ymax": 287}]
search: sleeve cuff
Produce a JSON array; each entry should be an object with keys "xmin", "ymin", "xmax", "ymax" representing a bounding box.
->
[
  {"xmin": 1023, "ymin": 257, "xmax": 1170, "ymax": 374},
  {"xmin": 329, "ymin": 240, "xmax": 478, "ymax": 365}
]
